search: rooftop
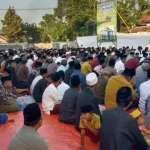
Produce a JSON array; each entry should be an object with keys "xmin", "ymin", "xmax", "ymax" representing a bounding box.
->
[{"xmin": 139, "ymin": 14, "xmax": 150, "ymax": 24}]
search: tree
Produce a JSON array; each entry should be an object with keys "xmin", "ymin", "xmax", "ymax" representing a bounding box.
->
[
  {"xmin": 22, "ymin": 23, "xmax": 41, "ymax": 43},
  {"xmin": 117, "ymin": 0, "xmax": 150, "ymax": 32},
  {"xmin": 40, "ymin": 14, "xmax": 70, "ymax": 42},
  {"xmin": 40, "ymin": 0, "xmax": 97, "ymax": 42},
  {"xmin": 1, "ymin": 6, "xmax": 24, "ymax": 42}
]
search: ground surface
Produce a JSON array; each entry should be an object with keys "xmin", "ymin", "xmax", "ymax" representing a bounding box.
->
[{"xmin": 0, "ymin": 111, "xmax": 99, "ymax": 150}]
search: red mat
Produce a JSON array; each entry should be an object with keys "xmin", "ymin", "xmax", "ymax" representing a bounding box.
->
[{"xmin": 0, "ymin": 112, "xmax": 99, "ymax": 150}]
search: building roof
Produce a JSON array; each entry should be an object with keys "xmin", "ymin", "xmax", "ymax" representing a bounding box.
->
[
  {"xmin": 129, "ymin": 26, "xmax": 150, "ymax": 33},
  {"xmin": 139, "ymin": 15, "xmax": 150, "ymax": 24},
  {"xmin": 0, "ymin": 35, "xmax": 8, "ymax": 43}
]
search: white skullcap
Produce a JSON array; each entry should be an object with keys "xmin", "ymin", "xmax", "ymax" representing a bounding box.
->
[{"xmin": 86, "ymin": 73, "xmax": 98, "ymax": 86}]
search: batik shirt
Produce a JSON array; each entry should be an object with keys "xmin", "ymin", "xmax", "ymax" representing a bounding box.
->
[{"xmin": 0, "ymin": 85, "xmax": 13, "ymax": 107}]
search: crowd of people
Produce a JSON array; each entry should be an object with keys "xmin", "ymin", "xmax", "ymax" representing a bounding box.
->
[{"xmin": 0, "ymin": 46, "xmax": 150, "ymax": 150}]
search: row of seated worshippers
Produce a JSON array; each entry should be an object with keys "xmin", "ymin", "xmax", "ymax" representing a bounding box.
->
[
  {"xmin": 2, "ymin": 70, "xmax": 150, "ymax": 150},
  {"xmin": 1, "ymin": 47, "xmax": 150, "ymax": 150}
]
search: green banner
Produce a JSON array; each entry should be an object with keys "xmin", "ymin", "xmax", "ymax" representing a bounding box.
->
[{"xmin": 97, "ymin": 1, "xmax": 117, "ymax": 45}]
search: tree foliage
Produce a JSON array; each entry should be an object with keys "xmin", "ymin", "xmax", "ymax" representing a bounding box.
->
[
  {"xmin": 1, "ymin": 1, "xmax": 150, "ymax": 43},
  {"xmin": 1, "ymin": 6, "xmax": 24, "ymax": 42},
  {"xmin": 22, "ymin": 23, "xmax": 41, "ymax": 43},
  {"xmin": 117, "ymin": 0, "xmax": 150, "ymax": 32},
  {"xmin": 40, "ymin": 0, "xmax": 97, "ymax": 42}
]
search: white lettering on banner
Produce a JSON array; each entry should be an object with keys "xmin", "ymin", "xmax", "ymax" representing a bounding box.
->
[{"xmin": 98, "ymin": 2, "xmax": 115, "ymax": 11}]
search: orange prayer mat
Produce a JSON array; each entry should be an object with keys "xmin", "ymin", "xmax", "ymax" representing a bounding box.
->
[{"xmin": 0, "ymin": 111, "xmax": 99, "ymax": 150}]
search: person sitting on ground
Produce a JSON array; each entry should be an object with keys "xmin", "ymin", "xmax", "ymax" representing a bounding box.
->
[
  {"xmin": 103, "ymin": 58, "xmax": 116, "ymax": 76},
  {"xmin": 144, "ymin": 95, "xmax": 150, "ymax": 129},
  {"xmin": 105, "ymin": 68, "xmax": 136, "ymax": 109},
  {"xmin": 30, "ymin": 68, "xmax": 48, "ymax": 95},
  {"xmin": 93, "ymin": 57, "xmax": 105, "ymax": 77},
  {"xmin": 139, "ymin": 69, "xmax": 150, "ymax": 115},
  {"xmin": 32, "ymin": 53, "xmax": 42, "ymax": 68},
  {"xmin": 26, "ymin": 54, "xmax": 34, "ymax": 74},
  {"xmin": 33, "ymin": 74, "xmax": 53, "ymax": 103},
  {"xmin": 100, "ymin": 87, "xmax": 148, "ymax": 150},
  {"xmin": 0, "ymin": 77, "xmax": 18, "ymax": 113},
  {"xmin": 27, "ymin": 62, "xmax": 42, "ymax": 88},
  {"xmin": 64, "ymin": 61, "xmax": 75, "ymax": 85},
  {"xmin": 125, "ymin": 53, "xmax": 140, "ymax": 69},
  {"xmin": 57, "ymin": 59, "xmax": 67, "ymax": 72},
  {"xmin": 0, "ymin": 68, "xmax": 11, "ymax": 86},
  {"xmin": 59, "ymin": 75, "xmax": 81, "ymax": 124},
  {"xmin": 136, "ymin": 60, "xmax": 150, "ymax": 78},
  {"xmin": 135, "ymin": 64, "xmax": 149, "ymax": 92},
  {"xmin": 95, "ymin": 71, "xmax": 111, "ymax": 104},
  {"xmin": 75, "ymin": 73, "xmax": 100, "ymax": 130},
  {"xmin": 47, "ymin": 59, "xmax": 57, "ymax": 75},
  {"xmin": 81, "ymin": 56, "xmax": 93, "ymax": 75},
  {"xmin": 126, "ymin": 51, "xmax": 134, "ymax": 62},
  {"xmin": 0, "ymin": 113, "xmax": 14, "ymax": 124},
  {"xmin": 8, "ymin": 60, "xmax": 27, "ymax": 89},
  {"xmin": 71, "ymin": 63, "xmax": 86, "ymax": 90},
  {"xmin": 79, "ymin": 104, "xmax": 100, "ymax": 150},
  {"xmin": 1, "ymin": 51, "xmax": 14, "ymax": 72},
  {"xmin": 57, "ymin": 70, "xmax": 70, "ymax": 100},
  {"xmin": 8, "ymin": 103, "xmax": 49, "ymax": 150},
  {"xmin": 17, "ymin": 56, "xmax": 29, "ymax": 81},
  {"xmin": 0, "ymin": 53, "xmax": 8, "ymax": 73},
  {"xmin": 115, "ymin": 54, "xmax": 127, "ymax": 74},
  {"xmin": 128, "ymin": 108, "xmax": 144, "ymax": 126},
  {"xmin": 140, "ymin": 52, "xmax": 148, "ymax": 63},
  {"xmin": 104, "ymin": 49, "xmax": 112, "ymax": 66},
  {"xmin": 42, "ymin": 72, "xmax": 62, "ymax": 115}
]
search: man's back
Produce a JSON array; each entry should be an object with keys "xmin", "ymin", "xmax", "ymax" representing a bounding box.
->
[
  {"xmin": 59, "ymin": 88, "xmax": 79, "ymax": 124},
  {"xmin": 9, "ymin": 125, "xmax": 49, "ymax": 150},
  {"xmin": 125, "ymin": 57, "xmax": 139, "ymax": 69},
  {"xmin": 100, "ymin": 107, "xmax": 148, "ymax": 150},
  {"xmin": 17, "ymin": 64, "xmax": 29, "ymax": 81},
  {"xmin": 81, "ymin": 61, "xmax": 91, "ymax": 75},
  {"xmin": 105, "ymin": 75, "xmax": 135, "ymax": 108},
  {"xmin": 75, "ymin": 87, "xmax": 100, "ymax": 130}
]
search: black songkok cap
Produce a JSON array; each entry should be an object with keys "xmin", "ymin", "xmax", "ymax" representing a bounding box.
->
[
  {"xmin": 23, "ymin": 103, "xmax": 41, "ymax": 124},
  {"xmin": 71, "ymin": 75, "xmax": 80, "ymax": 88},
  {"xmin": 81, "ymin": 103, "xmax": 94, "ymax": 113}
]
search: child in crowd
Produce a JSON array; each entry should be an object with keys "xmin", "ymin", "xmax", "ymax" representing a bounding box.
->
[
  {"xmin": 79, "ymin": 104, "xmax": 100, "ymax": 150},
  {"xmin": 0, "ymin": 113, "xmax": 14, "ymax": 124},
  {"xmin": 128, "ymin": 108, "xmax": 144, "ymax": 126},
  {"xmin": 128, "ymin": 108, "xmax": 150, "ymax": 145}
]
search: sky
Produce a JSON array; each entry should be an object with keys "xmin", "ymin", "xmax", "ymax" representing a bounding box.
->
[{"xmin": 0, "ymin": 0, "xmax": 58, "ymax": 27}]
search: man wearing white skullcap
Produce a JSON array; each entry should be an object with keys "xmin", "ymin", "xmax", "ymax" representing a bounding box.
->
[
  {"xmin": 86, "ymin": 73, "xmax": 98, "ymax": 87},
  {"xmin": 75, "ymin": 72, "xmax": 100, "ymax": 130}
]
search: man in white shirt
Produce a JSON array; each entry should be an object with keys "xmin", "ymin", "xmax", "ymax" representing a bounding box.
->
[
  {"xmin": 139, "ymin": 69, "xmax": 150, "ymax": 114},
  {"xmin": 13, "ymin": 51, "xmax": 19, "ymax": 60},
  {"xmin": 42, "ymin": 72, "xmax": 62, "ymax": 115},
  {"xmin": 57, "ymin": 59, "xmax": 67, "ymax": 72},
  {"xmin": 30, "ymin": 68, "xmax": 48, "ymax": 94},
  {"xmin": 26, "ymin": 54, "xmax": 34, "ymax": 74},
  {"xmin": 115, "ymin": 55, "xmax": 127, "ymax": 74},
  {"xmin": 57, "ymin": 71, "xmax": 70, "ymax": 100}
]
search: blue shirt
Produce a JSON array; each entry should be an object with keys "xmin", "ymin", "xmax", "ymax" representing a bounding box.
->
[{"xmin": 71, "ymin": 70, "xmax": 86, "ymax": 90}]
